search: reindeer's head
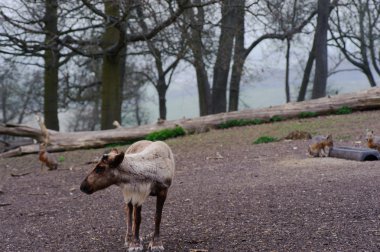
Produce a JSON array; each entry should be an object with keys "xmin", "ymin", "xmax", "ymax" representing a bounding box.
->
[{"xmin": 80, "ymin": 149, "xmax": 125, "ymax": 194}]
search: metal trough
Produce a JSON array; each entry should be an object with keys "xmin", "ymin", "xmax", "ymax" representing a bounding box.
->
[{"xmin": 329, "ymin": 147, "xmax": 380, "ymax": 161}]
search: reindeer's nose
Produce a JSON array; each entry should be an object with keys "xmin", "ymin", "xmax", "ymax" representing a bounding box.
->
[{"xmin": 80, "ymin": 181, "xmax": 93, "ymax": 194}]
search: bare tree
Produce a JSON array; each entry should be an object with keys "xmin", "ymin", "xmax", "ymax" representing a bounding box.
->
[
  {"xmin": 66, "ymin": 0, "xmax": 208, "ymax": 129},
  {"xmin": 211, "ymin": 0, "xmax": 239, "ymax": 114},
  {"xmin": 297, "ymin": 0, "xmax": 338, "ymax": 101},
  {"xmin": 226, "ymin": 0, "xmax": 318, "ymax": 111},
  {"xmin": 311, "ymin": 0, "xmax": 330, "ymax": 99},
  {"xmin": 122, "ymin": 65, "xmax": 150, "ymax": 126},
  {"xmin": 330, "ymin": 0, "xmax": 380, "ymax": 87},
  {"xmin": 0, "ymin": 1, "xmax": 89, "ymax": 130},
  {"xmin": 134, "ymin": 3, "xmax": 187, "ymax": 120},
  {"xmin": 181, "ymin": 0, "xmax": 213, "ymax": 116},
  {"xmin": 228, "ymin": 0, "xmax": 245, "ymax": 111},
  {"xmin": 260, "ymin": 0, "xmax": 312, "ymax": 103},
  {"xmin": 297, "ymin": 38, "xmax": 317, "ymax": 101},
  {"xmin": 0, "ymin": 1, "xmax": 57, "ymax": 129},
  {"xmin": 0, "ymin": 60, "xmax": 43, "ymax": 124}
]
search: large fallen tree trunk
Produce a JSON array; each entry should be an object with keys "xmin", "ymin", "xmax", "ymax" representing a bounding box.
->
[{"xmin": 1, "ymin": 87, "xmax": 380, "ymax": 157}]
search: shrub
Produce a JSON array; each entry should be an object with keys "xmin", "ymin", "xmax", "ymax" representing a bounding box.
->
[
  {"xmin": 299, "ymin": 111, "xmax": 318, "ymax": 118},
  {"xmin": 335, "ymin": 106, "xmax": 352, "ymax": 115},
  {"xmin": 253, "ymin": 136, "xmax": 278, "ymax": 144},
  {"xmin": 145, "ymin": 126, "xmax": 186, "ymax": 141}
]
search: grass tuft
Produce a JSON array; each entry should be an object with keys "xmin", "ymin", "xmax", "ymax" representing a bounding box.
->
[
  {"xmin": 269, "ymin": 115, "xmax": 284, "ymax": 122},
  {"xmin": 253, "ymin": 136, "xmax": 278, "ymax": 144},
  {"xmin": 145, "ymin": 126, "xmax": 186, "ymax": 141},
  {"xmin": 335, "ymin": 106, "xmax": 352, "ymax": 115},
  {"xmin": 58, "ymin": 156, "xmax": 65, "ymax": 163},
  {"xmin": 298, "ymin": 111, "xmax": 318, "ymax": 118},
  {"xmin": 218, "ymin": 118, "xmax": 265, "ymax": 129}
]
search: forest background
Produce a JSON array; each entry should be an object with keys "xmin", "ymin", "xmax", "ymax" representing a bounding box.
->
[{"xmin": 0, "ymin": 0, "xmax": 379, "ymax": 132}]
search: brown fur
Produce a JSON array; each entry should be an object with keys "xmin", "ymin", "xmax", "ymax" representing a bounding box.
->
[
  {"xmin": 308, "ymin": 134, "xmax": 333, "ymax": 157},
  {"xmin": 38, "ymin": 144, "xmax": 58, "ymax": 170},
  {"xmin": 366, "ymin": 130, "xmax": 380, "ymax": 151}
]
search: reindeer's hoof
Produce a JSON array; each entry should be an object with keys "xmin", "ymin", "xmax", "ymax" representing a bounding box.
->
[
  {"xmin": 124, "ymin": 234, "xmax": 133, "ymax": 247},
  {"xmin": 128, "ymin": 244, "xmax": 144, "ymax": 252},
  {"xmin": 127, "ymin": 240, "xmax": 143, "ymax": 252},
  {"xmin": 148, "ymin": 240, "xmax": 164, "ymax": 252}
]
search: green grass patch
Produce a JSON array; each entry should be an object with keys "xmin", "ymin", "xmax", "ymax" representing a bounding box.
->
[
  {"xmin": 335, "ymin": 106, "xmax": 352, "ymax": 115},
  {"xmin": 269, "ymin": 115, "xmax": 284, "ymax": 122},
  {"xmin": 298, "ymin": 111, "xmax": 318, "ymax": 118},
  {"xmin": 253, "ymin": 135, "xmax": 279, "ymax": 144},
  {"xmin": 58, "ymin": 156, "xmax": 65, "ymax": 163},
  {"xmin": 145, "ymin": 126, "xmax": 186, "ymax": 141},
  {"xmin": 218, "ymin": 118, "xmax": 264, "ymax": 129}
]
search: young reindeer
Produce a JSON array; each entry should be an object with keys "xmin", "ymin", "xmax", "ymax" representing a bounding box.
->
[{"xmin": 80, "ymin": 140, "xmax": 175, "ymax": 252}]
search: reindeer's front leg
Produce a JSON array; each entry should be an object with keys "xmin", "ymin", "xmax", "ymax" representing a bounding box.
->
[
  {"xmin": 124, "ymin": 202, "xmax": 133, "ymax": 247},
  {"xmin": 128, "ymin": 205, "xmax": 143, "ymax": 252},
  {"xmin": 149, "ymin": 189, "xmax": 167, "ymax": 252}
]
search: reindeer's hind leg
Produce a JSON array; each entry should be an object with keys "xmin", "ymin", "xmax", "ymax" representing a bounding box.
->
[
  {"xmin": 124, "ymin": 201, "xmax": 133, "ymax": 247},
  {"xmin": 149, "ymin": 189, "xmax": 168, "ymax": 252}
]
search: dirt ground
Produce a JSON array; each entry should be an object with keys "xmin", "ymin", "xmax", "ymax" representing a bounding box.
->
[{"xmin": 1, "ymin": 111, "xmax": 380, "ymax": 251}]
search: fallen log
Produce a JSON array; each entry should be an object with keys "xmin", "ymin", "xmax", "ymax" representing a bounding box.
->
[{"xmin": 1, "ymin": 87, "xmax": 380, "ymax": 157}]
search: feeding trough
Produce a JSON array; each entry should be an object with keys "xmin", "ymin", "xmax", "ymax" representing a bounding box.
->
[{"xmin": 329, "ymin": 147, "xmax": 380, "ymax": 161}]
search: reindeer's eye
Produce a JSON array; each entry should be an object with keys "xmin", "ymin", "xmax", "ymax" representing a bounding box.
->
[{"xmin": 95, "ymin": 166, "xmax": 105, "ymax": 174}]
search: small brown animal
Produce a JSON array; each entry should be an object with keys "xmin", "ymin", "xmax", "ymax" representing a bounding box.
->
[
  {"xmin": 366, "ymin": 130, "xmax": 380, "ymax": 151},
  {"xmin": 80, "ymin": 140, "xmax": 175, "ymax": 252},
  {"xmin": 308, "ymin": 134, "xmax": 333, "ymax": 157},
  {"xmin": 38, "ymin": 144, "xmax": 58, "ymax": 170}
]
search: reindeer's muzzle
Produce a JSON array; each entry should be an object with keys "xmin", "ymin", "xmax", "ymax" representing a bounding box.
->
[{"xmin": 80, "ymin": 180, "xmax": 94, "ymax": 194}]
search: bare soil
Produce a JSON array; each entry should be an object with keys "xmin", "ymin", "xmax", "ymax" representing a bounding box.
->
[{"xmin": 1, "ymin": 110, "xmax": 380, "ymax": 251}]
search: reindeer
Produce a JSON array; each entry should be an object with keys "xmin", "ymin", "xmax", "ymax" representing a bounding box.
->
[{"xmin": 80, "ymin": 140, "xmax": 175, "ymax": 252}]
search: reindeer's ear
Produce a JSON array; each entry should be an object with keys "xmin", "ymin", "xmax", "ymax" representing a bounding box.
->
[
  {"xmin": 327, "ymin": 134, "xmax": 332, "ymax": 140},
  {"xmin": 109, "ymin": 151, "xmax": 124, "ymax": 168}
]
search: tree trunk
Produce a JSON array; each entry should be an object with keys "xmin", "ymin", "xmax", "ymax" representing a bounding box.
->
[
  {"xmin": 211, "ymin": 0, "xmax": 237, "ymax": 114},
  {"xmin": 43, "ymin": 0, "xmax": 60, "ymax": 131},
  {"xmin": 194, "ymin": 60, "xmax": 212, "ymax": 116},
  {"xmin": 185, "ymin": 0, "xmax": 212, "ymax": 116},
  {"xmin": 297, "ymin": 39, "xmax": 316, "ymax": 102},
  {"xmin": 2, "ymin": 87, "xmax": 380, "ymax": 157},
  {"xmin": 156, "ymin": 77, "xmax": 167, "ymax": 120},
  {"xmin": 363, "ymin": 66, "xmax": 377, "ymax": 87},
  {"xmin": 311, "ymin": 0, "xmax": 330, "ymax": 99},
  {"xmin": 101, "ymin": 1, "xmax": 122, "ymax": 130},
  {"xmin": 228, "ymin": 0, "xmax": 245, "ymax": 112},
  {"xmin": 285, "ymin": 38, "xmax": 291, "ymax": 103}
]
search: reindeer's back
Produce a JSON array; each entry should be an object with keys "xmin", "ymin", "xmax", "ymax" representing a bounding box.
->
[
  {"xmin": 126, "ymin": 140, "xmax": 153, "ymax": 154},
  {"xmin": 124, "ymin": 141, "xmax": 175, "ymax": 183}
]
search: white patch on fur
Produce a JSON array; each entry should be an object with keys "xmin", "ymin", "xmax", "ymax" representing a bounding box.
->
[{"xmin": 121, "ymin": 183, "xmax": 152, "ymax": 206}]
